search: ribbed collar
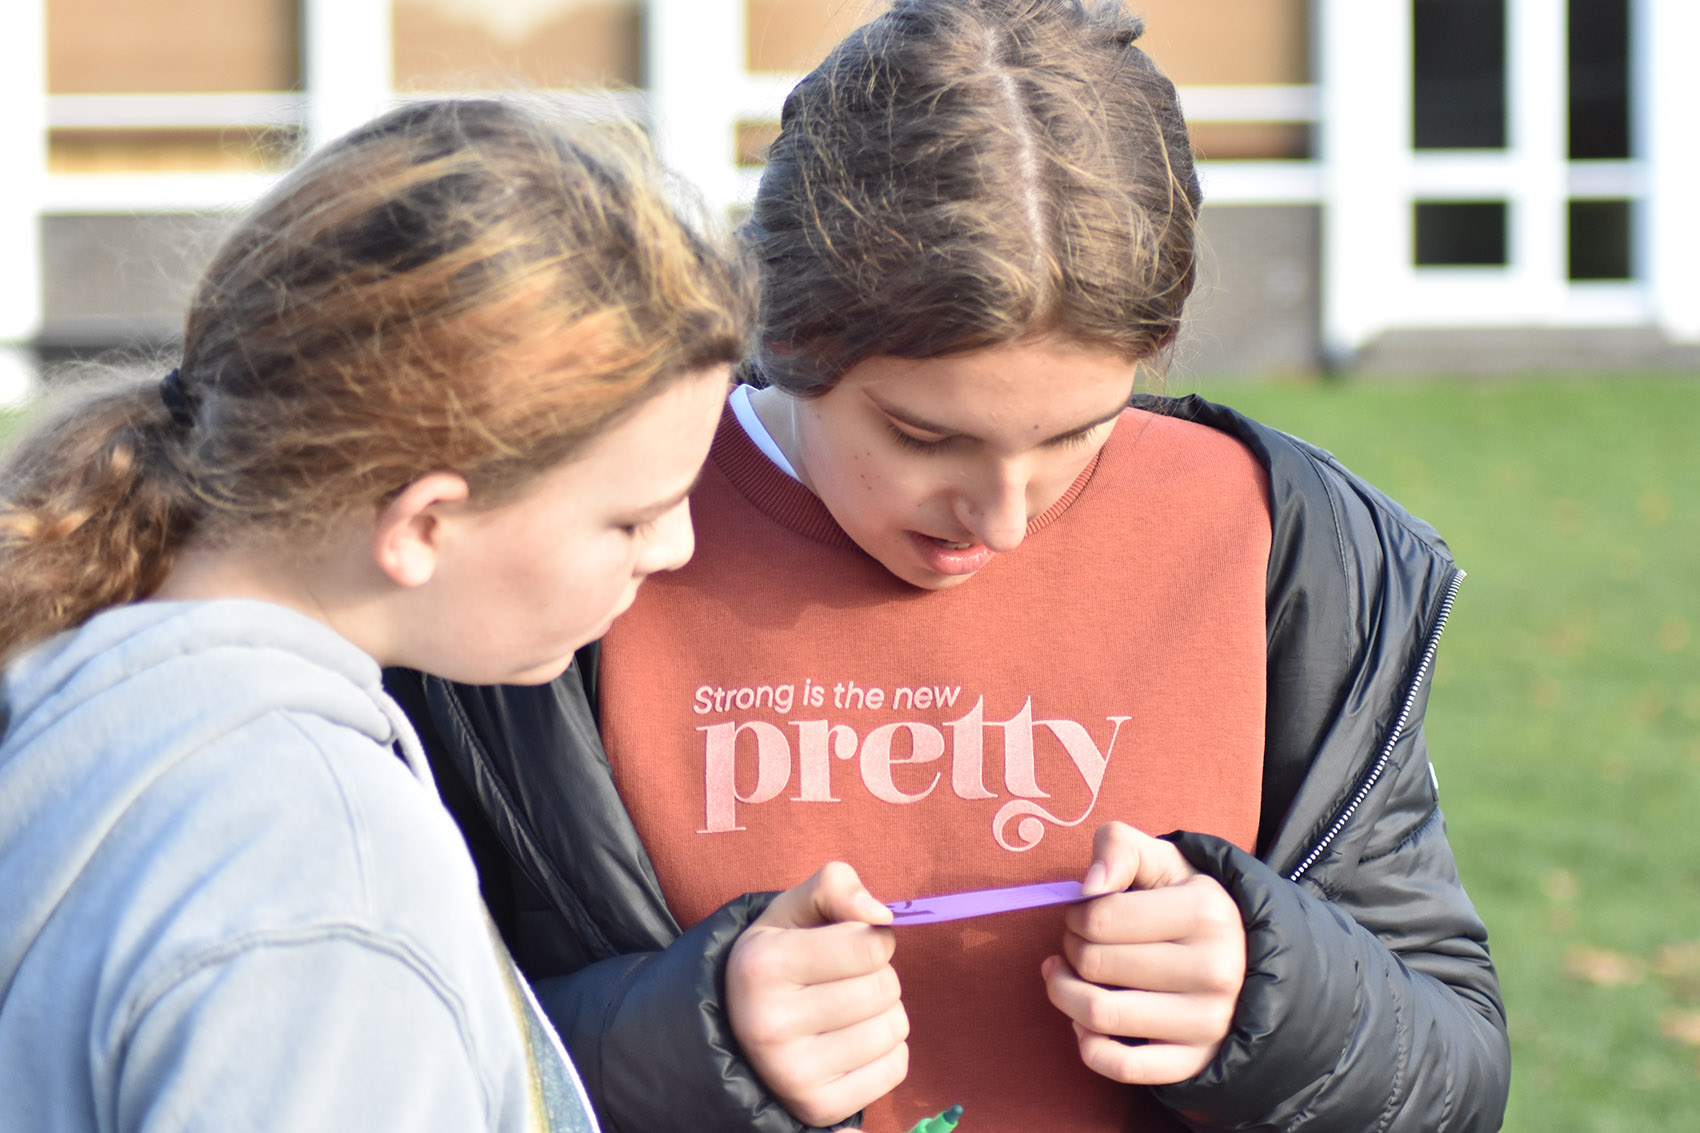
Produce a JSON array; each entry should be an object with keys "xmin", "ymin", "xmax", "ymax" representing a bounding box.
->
[{"xmin": 710, "ymin": 402, "xmax": 1107, "ymax": 550}]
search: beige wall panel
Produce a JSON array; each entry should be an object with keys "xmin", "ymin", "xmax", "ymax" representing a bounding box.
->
[
  {"xmin": 739, "ymin": 2, "xmax": 1309, "ymax": 158},
  {"xmin": 744, "ymin": 1, "xmax": 1307, "ymax": 84},
  {"xmin": 747, "ymin": 0, "xmax": 876, "ymax": 73},
  {"xmin": 49, "ymin": 129, "xmax": 297, "ymax": 174},
  {"xmin": 1130, "ymin": 0, "xmax": 1309, "ymax": 85},
  {"xmin": 394, "ymin": 0, "xmax": 640, "ymax": 90},
  {"xmin": 48, "ymin": 0, "xmax": 298, "ymax": 93},
  {"xmin": 1190, "ymin": 121, "xmax": 1310, "ymax": 161}
]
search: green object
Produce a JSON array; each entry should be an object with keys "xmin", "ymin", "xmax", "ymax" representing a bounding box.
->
[{"xmin": 906, "ymin": 1104, "xmax": 963, "ymax": 1132}]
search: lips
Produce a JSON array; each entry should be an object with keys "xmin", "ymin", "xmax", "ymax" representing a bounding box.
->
[{"xmin": 908, "ymin": 530, "xmax": 995, "ymax": 576}]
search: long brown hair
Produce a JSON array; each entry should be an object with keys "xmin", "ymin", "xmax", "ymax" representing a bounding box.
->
[
  {"xmin": 745, "ymin": 0, "xmax": 1200, "ymax": 395},
  {"xmin": 0, "ymin": 98, "xmax": 750, "ymax": 664}
]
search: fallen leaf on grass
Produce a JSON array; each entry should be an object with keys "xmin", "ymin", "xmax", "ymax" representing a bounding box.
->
[
  {"xmin": 1659, "ymin": 1010, "xmax": 1700, "ymax": 1047},
  {"xmin": 1564, "ymin": 945, "xmax": 1645, "ymax": 988},
  {"xmin": 1654, "ymin": 941, "xmax": 1700, "ymax": 1002},
  {"xmin": 1542, "ymin": 868, "xmax": 1578, "ymax": 903}
]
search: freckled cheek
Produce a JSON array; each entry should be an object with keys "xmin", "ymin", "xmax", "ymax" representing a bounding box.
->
[
  {"xmin": 852, "ymin": 449, "xmax": 877, "ymax": 491},
  {"xmin": 829, "ymin": 446, "xmax": 876, "ymax": 499}
]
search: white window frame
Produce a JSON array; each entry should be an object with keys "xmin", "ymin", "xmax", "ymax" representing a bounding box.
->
[
  {"xmin": 6, "ymin": 0, "xmax": 1692, "ymax": 404},
  {"xmin": 1321, "ymin": 0, "xmax": 1700, "ymax": 359}
]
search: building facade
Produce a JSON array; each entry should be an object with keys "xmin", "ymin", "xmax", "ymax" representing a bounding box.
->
[{"xmin": 2, "ymin": 0, "xmax": 1696, "ymax": 403}]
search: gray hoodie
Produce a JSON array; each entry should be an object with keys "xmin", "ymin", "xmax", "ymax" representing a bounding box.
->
[{"xmin": 0, "ymin": 600, "xmax": 597, "ymax": 1133}]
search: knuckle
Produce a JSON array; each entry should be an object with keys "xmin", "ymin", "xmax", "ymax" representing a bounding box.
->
[
  {"xmin": 725, "ymin": 945, "xmax": 762, "ymax": 991},
  {"xmin": 1076, "ymin": 900, "xmax": 1116, "ymax": 941},
  {"xmin": 888, "ymin": 1002, "xmax": 912, "ymax": 1045},
  {"xmin": 876, "ymin": 964, "xmax": 903, "ymax": 1006},
  {"xmin": 889, "ymin": 1039, "xmax": 911, "ymax": 1083},
  {"xmin": 1171, "ymin": 879, "xmax": 1207, "ymax": 918},
  {"xmin": 1202, "ymin": 952, "xmax": 1245, "ymax": 995},
  {"xmin": 758, "ymin": 1051, "xmax": 811, "ymax": 1096},
  {"xmin": 1186, "ymin": 876, "xmax": 1237, "ymax": 919},
  {"xmin": 1099, "ymin": 819, "xmax": 1135, "ymax": 845},
  {"xmin": 1199, "ymin": 899, "xmax": 1242, "ymax": 937},
  {"xmin": 728, "ymin": 939, "xmax": 782, "ymax": 990},
  {"xmin": 1082, "ymin": 992, "xmax": 1122, "ymax": 1036},
  {"xmin": 1071, "ymin": 942, "xmax": 1110, "ymax": 984},
  {"xmin": 1100, "ymin": 1054, "xmax": 1142, "ymax": 1086},
  {"xmin": 817, "ymin": 859, "xmax": 856, "ymax": 891},
  {"xmin": 853, "ymin": 930, "xmax": 888, "ymax": 972},
  {"xmin": 792, "ymin": 1098, "xmax": 838, "ymax": 1129},
  {"xmin": 1080, "ymin": 1035, "xmax": 1136, "ymax": 1084},
  {"xmin": 736, "ymin": 1008, "xmax": 793, "ymax": 1049}
]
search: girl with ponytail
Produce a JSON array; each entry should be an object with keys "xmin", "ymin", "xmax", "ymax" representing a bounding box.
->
[{"xmin": 0, "ymin": 97, "xmax": 748, "ymax": 1131}]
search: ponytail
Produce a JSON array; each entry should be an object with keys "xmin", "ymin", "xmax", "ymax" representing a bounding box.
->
[{"xmin": 0, "ymin": 373, "xmax": 198, "ymax": 664}]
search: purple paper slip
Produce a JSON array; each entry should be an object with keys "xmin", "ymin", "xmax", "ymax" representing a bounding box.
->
[{"xmin": 885, "ymin": 880, "xmax": 1089, "ymax": 925}]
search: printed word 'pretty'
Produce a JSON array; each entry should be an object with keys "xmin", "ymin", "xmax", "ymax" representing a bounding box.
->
[{"xmin": 696, "ymin": 695, "xmax": 1129, "ymax": 851}]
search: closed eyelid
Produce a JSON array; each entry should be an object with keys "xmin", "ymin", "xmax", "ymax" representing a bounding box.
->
[
  {"xmin": 885, "ymin": 421, "xmax": 951, "ymax": 452},
  {"xmin": 619, "ymin": 468, "xmax": 705, "ymax": 527},
  {"xmin": 891, "ymin": 419, "xmax": 950, "ymax": 442},
  {"xmin": 872, "ymin": 395, "xmax": 1122, "ymax": 450},
  {"xmin": 1045, "ymin": 421, "xmax": 1112, "ymax": 449},
  {"xmin": 867, "ymin": 395, "xmax": 957, "ymax": 440}
]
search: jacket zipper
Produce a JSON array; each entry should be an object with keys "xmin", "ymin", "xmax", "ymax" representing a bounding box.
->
[{"xmin": 1286, "ymin": 567, "xmax": 1466, "ymax": 884}]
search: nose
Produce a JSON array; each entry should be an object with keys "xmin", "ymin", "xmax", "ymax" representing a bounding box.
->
[
  {"xmin": 636, "ymin": 499, "xmax": 697, "ymax": 576},
  {"xmin": 955, "ymin": 462, "xmax": 1029, "ymax": 553}
]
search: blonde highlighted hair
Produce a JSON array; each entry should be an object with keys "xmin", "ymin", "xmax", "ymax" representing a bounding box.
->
[
  {"xmin": 1, "ymin": 98, "xmax": 751, "ymax": 664},
  {"xmin": 745, "ymin": 0, "xmax": 1201, "ymax": 394}
]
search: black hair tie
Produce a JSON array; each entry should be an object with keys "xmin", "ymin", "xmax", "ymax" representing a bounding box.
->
[{"xmin": 158, "ymin": 368, "xmax": 197, "ymax": 429}]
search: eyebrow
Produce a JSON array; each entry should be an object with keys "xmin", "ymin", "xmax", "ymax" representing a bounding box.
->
[
  {"xmin": 630, "ymin": 465, "xmax": 708, "ymax": 521},
  {"xmin": 870, "ymin": 393, "xmax": 1129, "ymax": 446}
]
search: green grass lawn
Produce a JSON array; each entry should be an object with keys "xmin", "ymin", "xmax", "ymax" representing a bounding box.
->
[
  {"xmin": 7, "ymin": 376, "xmax": 1698, "ymax": 1126},
  {"xmin": 1195, "ymin": 374, "xmax": 1700, "ymax": 1131}
]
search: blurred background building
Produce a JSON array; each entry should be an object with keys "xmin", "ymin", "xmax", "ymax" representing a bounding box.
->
[{"xmin": 3, "ymin": 0, "xmax": 1697, "ymax": 404}]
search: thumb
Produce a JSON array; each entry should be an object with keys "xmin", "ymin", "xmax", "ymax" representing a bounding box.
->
[
  {"xmin": 757, "ymin": 861, "xmax": 894, "ymax": 930},
  {"xmin": 1081, "ymin": 821, "xmax": 1196, "ymax": 896}
]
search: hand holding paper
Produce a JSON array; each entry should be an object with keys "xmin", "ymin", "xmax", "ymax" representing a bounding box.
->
[
  {"xmin": 1040, "ymin": 821, "xmax": 1247, "ymax": 1085},
  {"xmin": 726, "ymin": 862, "xmax": 909, "ymax": 1127}
]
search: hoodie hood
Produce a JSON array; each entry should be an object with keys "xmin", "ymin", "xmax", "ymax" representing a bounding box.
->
[{"xmin": 0, "ymin": 600, "xmax": 428, "ymax": 993}]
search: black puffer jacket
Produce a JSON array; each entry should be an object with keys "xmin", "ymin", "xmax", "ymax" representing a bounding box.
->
[{"xmin": 386, "ymin": 396, "xmax": 1510, "ymax": 1132}]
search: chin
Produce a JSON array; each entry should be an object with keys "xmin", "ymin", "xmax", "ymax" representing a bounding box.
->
[
  {"xmin": 499, "ymin": 655, "xmax": 580, "ymax": 686},
  {"xmin": 913, "ymin": 571, "xmax": 978, "ymax": 591}
]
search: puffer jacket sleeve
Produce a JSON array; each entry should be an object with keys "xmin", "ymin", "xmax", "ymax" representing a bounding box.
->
[
  {"xmin": 533, "ymin": 894, "xmax": 862, "ymax": 1133},
  {"xmin": 1151, "ymin": 720, "xmax": 1509, "ymax": 1132},
  {"xmin": 1127, "ymin": 394, "xmax": 1508, "ymax": 1131}
]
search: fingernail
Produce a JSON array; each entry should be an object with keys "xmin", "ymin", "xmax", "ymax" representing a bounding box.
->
[
  {"xmin": 860, "ymin": 894, "xmax": 894, "ymax": 924},
  {"xmin": 1082, "ymin": 860, "xmax": 1108, "ymax": 896}
]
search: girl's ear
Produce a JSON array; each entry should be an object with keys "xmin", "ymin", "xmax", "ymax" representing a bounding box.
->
[{"xmin": 371, "ymin": 472, "xmax": 471, "ymax": 588}]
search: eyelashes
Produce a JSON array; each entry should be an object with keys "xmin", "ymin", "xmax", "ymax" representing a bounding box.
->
[
  {"xmin": 1050, "ymin": 429, "xmax": 1100, "ymax": 451},
  {"xmin": 884, "ymin": 422, "xmax": 1101, "ymax": 454},
  {"xmin": 885, "ymin": 422, "xmax": 945, "ymax": 452}
]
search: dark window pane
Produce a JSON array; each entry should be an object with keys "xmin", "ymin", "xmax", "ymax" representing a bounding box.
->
[
  {"xmin": 1569, "ymin": 199, "xmax": 1633, "ymax": 279},
  {"xmin": 1569, "ymin": 0, "xmax": 1631, "ymax": 159},
  {"xmin": 1413, "ymin": 0, "xmax": 1507, "ymax": 149},
  {"xmin": 1415, "ymin": 201, "xmax": 1508, "ymax": 265}
]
